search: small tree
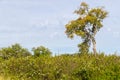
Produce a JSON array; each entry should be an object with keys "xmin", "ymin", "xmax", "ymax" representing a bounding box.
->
[
  {"xmin": 32, "ymin": 46, "xmax": 52, "ymax": 57},
  {"xmin": 0, "ymin": 44, "xmax": 31, "ymax": 59},
  {"xmin": 65, "ymin": 2, "xmax": 108, "ymax": 55}
]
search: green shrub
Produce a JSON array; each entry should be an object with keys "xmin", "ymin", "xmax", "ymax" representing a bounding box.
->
[
  {"xmin": 0, "ymin": 44, "xmax": 31, "ymax": 60},
  {"xmin": 1, "ymin": 50, "xmax": 120, "ymax": 80},
  {"xmin": 32, "ymin": 46, "xmax": 52, "ymax": 57}
]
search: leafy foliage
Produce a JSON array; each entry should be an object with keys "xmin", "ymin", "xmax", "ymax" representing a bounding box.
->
[
  {"xmin": 32, "ymin": 46, "xmax": 52, "ymax": 57},
  {"xmin": 0, "ymin": 2, "xmax": 116, "ymax": 80},
  {"xmin": 1, "ymin": 48, "xmax": 120, "ymax": 80},
  {"xmin": 0, "ymin": 44, "xmax": 31, "ymax": 60},
  {"xmin": 65, "ymin": 2, "xmax": 108, "ymax": 54}
]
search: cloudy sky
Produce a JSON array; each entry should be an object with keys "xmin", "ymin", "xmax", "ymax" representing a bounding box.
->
[{"xmin": 0, "ymin": 0, "xmax": 120, "ymax": 54}]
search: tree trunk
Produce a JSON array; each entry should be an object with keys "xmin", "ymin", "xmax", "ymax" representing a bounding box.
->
[
  {"xmin": 92, "ymin": 38, "xmax": 97, "ymax": 56},
  {"xmin": 92, "ymin": 24, "xmax": 97, "ymax": 56}
]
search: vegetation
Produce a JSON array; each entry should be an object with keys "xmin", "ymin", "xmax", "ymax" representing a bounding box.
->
[
  {"xmin": 32, "ymin": 46, "xmax": 52, "ymax": 57},
  {"xmin": 65, "ymin": 2, "xmax": 108, "ymax": 55},
  {"xmin": 0, "ymin": 2, "xmax": 118, "ymax": 80},
  {"xmin": 0, "ymin": 45, "xmax": 120, "ymax": 80},
  {"xmin": 0, "ymin": 44, "xmax": 31, "ymax": 60}
]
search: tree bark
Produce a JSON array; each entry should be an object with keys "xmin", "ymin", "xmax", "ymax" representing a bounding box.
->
[
  {"xmin": 92, "ymin": 38, "xmax": 97, "ymax": 56},
  {"xmin": 92, "ymin": 24, "xmax": 97, "ymax": 56}
]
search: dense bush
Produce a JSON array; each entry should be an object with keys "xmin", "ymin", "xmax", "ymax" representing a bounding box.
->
[
  {"xmin": 32, "ymin": 46, "xmax": 52, "ymax": 57},
  {"xmin": 1, "ymin": 52, "xmax": 120, "ymax": 80},
  {"xmin": 0, "ymin": 44, "xmax": 31, "ymax": 60},
  {"xmin": 0, "ymin": 44, "xmax": 120, "ymax": 80}
]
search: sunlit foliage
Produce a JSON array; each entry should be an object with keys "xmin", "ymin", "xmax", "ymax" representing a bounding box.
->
[
  {"xmin": 65, "ymin": 2, "xmax": 108, "ymax": 54},
  {"xmin": 0, "ymin": 52, "xmax": 120, "ymax": 80},
  {"xmin": 32, "ymin": 46, "xmax": 52, "ymax": 57},
  {"xmin": 0, "ymin": 44, "xmax": 31, "ymax": 59}
]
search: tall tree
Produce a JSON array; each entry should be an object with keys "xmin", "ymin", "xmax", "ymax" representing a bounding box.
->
[{"xmin": 65, "ymin": 2, "xmax": 108, "ymax": 55}]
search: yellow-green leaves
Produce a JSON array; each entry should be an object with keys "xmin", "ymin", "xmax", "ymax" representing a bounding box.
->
[
  {"xmin": 65, "ymin": 19, "xmax": 86, "ymax": 39},
  {"xmin": 65, "ymin": 2, "xmax": 108, "ymax": 54},
  {"xmin": 74, "ymin": 2, "xmax": 89, "ymax": 15},
  {"xmin": 89, "ymin": 8, "xmax": 108, "ymax": 20}
]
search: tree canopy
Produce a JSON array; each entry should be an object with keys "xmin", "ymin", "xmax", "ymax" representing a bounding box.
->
[
  {"xmin": 0, "ymin": 44, "xmax": 31, "ymax": 59},
  {"xmin": 32, "ymin": 46, "xmax": 52, "ymax": 57},
  {"xmin": 65, "ymin": 2, "xmax": 108, "ymax": 54}
]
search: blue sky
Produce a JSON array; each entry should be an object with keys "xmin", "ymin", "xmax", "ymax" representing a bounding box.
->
[{"xmin": 0, "ymin": 0, "xmax": 120, "ymax": 54}]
